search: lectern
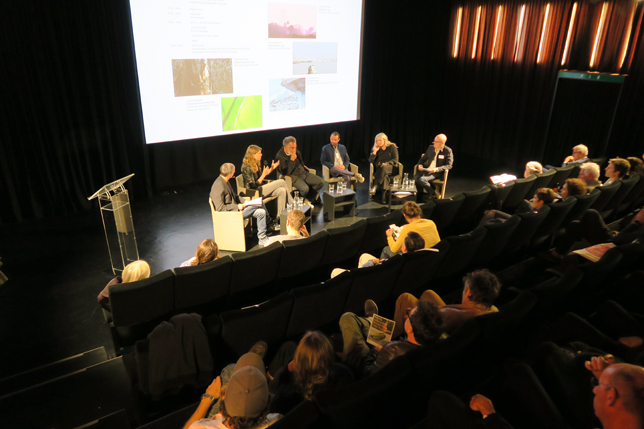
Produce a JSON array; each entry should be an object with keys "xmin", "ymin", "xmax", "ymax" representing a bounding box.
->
[{"xmin": 88, "ymin": 174, "xmax": 140, "ymax": 274}]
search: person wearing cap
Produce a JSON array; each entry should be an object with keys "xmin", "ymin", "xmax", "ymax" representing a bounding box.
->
[{"xmin": 184, "ymin": 352, "xmax": 282, "ymax": 429}]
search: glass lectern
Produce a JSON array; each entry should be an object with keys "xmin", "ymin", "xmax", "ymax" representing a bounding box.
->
[{"xmin": 88, "ymin": 174, "xmax": 140, "ymax": 274}]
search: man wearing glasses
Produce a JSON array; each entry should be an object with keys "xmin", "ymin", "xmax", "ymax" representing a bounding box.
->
[
  {"xmin": 414, "ymin": 133, "xmax": 453, "ymax": 201},
  {"xmin": 562, "ymin": 144, "xmax": 590, "ymax": 167}
]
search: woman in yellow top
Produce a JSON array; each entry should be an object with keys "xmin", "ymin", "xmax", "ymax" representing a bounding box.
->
[{"xmin": 381, "ymin": 201, "xmax": 440, "ymax": 259}]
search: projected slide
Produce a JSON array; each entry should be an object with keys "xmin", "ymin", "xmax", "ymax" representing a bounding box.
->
[{"xmin": 128, "ymin": 0, "xmax": 363, "ymax": 144}]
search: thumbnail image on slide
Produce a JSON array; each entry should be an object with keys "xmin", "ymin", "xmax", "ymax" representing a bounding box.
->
[
  {"xmin": 172, "ymin": 59, "xmax": 233, "ymax": 97},
  {"xmin": 221, "ymin": 96, "xmax": 263, "ymax": 131},
  {"xmin": 268, "ymin": 3, "xmax": 317, "ymax": 38},
  {"xmin": 269, "ymin": 78, "xmax": 305, "ymax": 111},
  {"xmin": 293, "ymin": 42, "xmax": 337, "ymax": 75}
]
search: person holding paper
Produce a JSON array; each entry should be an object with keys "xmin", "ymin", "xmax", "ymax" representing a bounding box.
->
[
  {"xmin": 381, "ymin": 201, "xmax": 440, "ymax": 259},
  {"xmin": 241, "ymin": 145, "xmax": 293, "ymax": 216},
  {"xmin": 414, "ymin": 133, "xmax": 453, "ymax": 201},
  {"xmin": 210, "ymin": 162, "xmax": 270, "ymax": 247}
]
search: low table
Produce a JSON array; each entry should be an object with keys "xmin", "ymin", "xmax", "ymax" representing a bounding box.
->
[
  {"xmin": 387, "ymin": 184, "xmax": 417, "ymax": 213},
  {"xmin": 323, "ymin": 188, "xmax": 357, "ymax": 221},
  {"xmin": 279, "ymin": 204, "xmax": 312, "ymax": 235}
]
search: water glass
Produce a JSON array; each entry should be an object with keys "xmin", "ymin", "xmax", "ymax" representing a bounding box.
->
[
  {"xmin": 329, "ymin": 183, "xmax": 335, "ymax": 194},
  {"xmin": 286, "ymin": 203, "xmax": 293, "ymax": 212},
  {"xmin": 297, "ymin": 197, "xmax": 304, "ymax": 209},
  {"xmin": 294, "ymin": 191, "xmax": 299, "ymax": 201},
  {"xmin": 410, "ymin": 179, "xmax": 415, "ymax": 189},
  {"xmin": 393, "ymin": 177, "xmax": 400, "ymax": 188}
]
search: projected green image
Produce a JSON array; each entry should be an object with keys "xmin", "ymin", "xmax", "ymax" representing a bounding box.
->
[{"xmin": 221, "ymin": 96, "xmax": 263, "ymax": 131}]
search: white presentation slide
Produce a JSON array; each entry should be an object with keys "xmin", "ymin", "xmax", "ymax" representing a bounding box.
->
[{"xmin": 128, "ymin": 0, "xmax": 364, "ymax": 144}]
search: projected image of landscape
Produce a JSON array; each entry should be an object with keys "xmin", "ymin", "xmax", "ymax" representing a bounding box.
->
[
  {"xmin": 268, "ymin": 3, "xmax": 316, "ymax": 38},
  {"xmin": 221, "ymin": 96, "xmax": 263, "ymax": 131},
  {"xmin": 293, "ymin": 42, "xmax": 337, "ymax": 75},
  {"xmin": 172, "ymin": 59, "xmax": 233, "ymax": 97},
  {"xmin": 269, "ymin": 78, "xmax": 305, "ymax": 111}
]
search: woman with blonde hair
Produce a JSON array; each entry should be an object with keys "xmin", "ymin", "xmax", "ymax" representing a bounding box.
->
[
  {"xmin": 97, "ymin": 260, "xmax": 151, "ymax": 310},
  {"xmin": 369, "ymin": 132, "xmax": 399, "ymax": 200},
  {"xmin": 269, "ymin": 331, "xmax": 353, "ymax": 414},
  {"xmin": 180, "ymin": 239, "xmax": 219, "ymax": 267},
  {"xmin": 242, "ymin": 145, "xmax": 293, "ymax": 215}
]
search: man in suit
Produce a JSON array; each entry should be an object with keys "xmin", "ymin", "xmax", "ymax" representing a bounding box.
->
[
  {"xmin": 414, "ymin": 133, "xmax": 453, "ymax": 201},
  {"xmin": 275, "ymin": 136, "xmax": 324, "ymax": 205},
  {"xmin": 210, "ymin": 163, "xmax": 269, "ymax": 247},
  {"xmin": 320, "ymin": 131, "xmax": 365, "ymax": 187}
]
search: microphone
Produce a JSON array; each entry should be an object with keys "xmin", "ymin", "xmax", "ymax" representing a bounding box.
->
[{"xmin": 264, "ymin": 160, "xmax": 268, "ymax": 167}]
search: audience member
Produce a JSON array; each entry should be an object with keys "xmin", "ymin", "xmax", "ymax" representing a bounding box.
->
[
  {"xmin": 211, "ymin": 162, "xmax": 271, "ymax": 246},
  {"xmin": 269, "ymin": 331, "xmax": 354, "ymax": 415},
  {"xmin": 562, "ymin": 144, "xmax": 590, "ymax": 166},
  {"xmin": 579, "ymin": 162, "xmax": 603, "ymax": 191},
  {"xmin": 605, "ymin": 158, "xmax": 631, "ymax": 186},
  {"xmin": 331, "ymin": 231, "xmax": 425, "ymax": 278},
  {"xmin": 560, "ymin": 178, "xmax": 587, "ymax": 200},
  {"xmin": 320, "ymin": 131, "xmax": 364, "ymax": 187},
  {"xmin": 241, "ymin": 145, "xmax": 293, "ymax": 216},
  {"xmin": 97, "ymin": 260, "xmax": 150, "ymax": 310},
  {"xmin": 275, "ymin": 136, "xmax": 324, "ymax": 206},
  {"xmin": 263, "ymin": 210, "xmax": 309, "ymax": 247},
  {"xmin": 381, "ymin": 201, "xmax": 440, "ymax": 259},
  {"xmin": 338, "ymin": 299, "xmax": 445, "ymax": 375},
  {"xmin": 524, "ymin": 161, "xmax": 543, "ymax": 177},
  {"xmin": 627, "ymin": 157, "xmax": 644, "ymax": 175},
  {"xmin": 181, "ymin": 239, "xmax": 219, "ymax": 267},
  {"xmin": 414, "ymin": 133, "xmax": 453, "ymax": 201},
  {"xmin": 369, "ymin": 132, "xmax": 399, "ymax": 200},
  {"xmin": 392, "ymin": 269, "xmax": 501, "ymax": 338},
  {"xmin": 479, "ymin": 187, "xmax": 555, "ymax": 226}
]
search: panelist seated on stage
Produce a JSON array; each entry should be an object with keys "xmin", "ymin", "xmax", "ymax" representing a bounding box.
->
[
  {"xmin": 380, "ymin": 201, "xmax": 440, "ymax": 259},
  {"xmin": 413, "ymin": 133, "xmax": 453, "ymax": 200},
  {"xmin": 320, "ymin": 131, "xmax": 365, "ymax": 187},
  {"xmin": 242, "ymin": 145, "xmax": 293, "ymax": 215},
  {"xmin": 368, "ymin": 132, "xmax": 399, "ymax": 198},
  {"xmin": 263, "ymin": 210, "xmax": 310, "ymax": 247},
  {"xmin": 211, "ymin": 162, "xmax": 271, "ymax": 247},
  {"xmin": 331, "ymin": 231, "xmax": 426, "ymax": 278},
  {"xmin": 275, "ymin": 136, "xmax": 324, "ymax": 206}
]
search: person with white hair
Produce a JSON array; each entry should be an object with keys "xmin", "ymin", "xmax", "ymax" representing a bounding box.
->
[
  {"xmin": 562, "ymin": 144, "xmax": 590, "ymax": 166},
  {"xmin": 579, "ymin": 162, "xmax": 602, "ymax": 191},
  {"xmin": 524, "ymin": 161, "xmax": 543, "ymax": 177},
  {"xmin": 414, "ymin": 133, "xmax": 453, "ymax": 201}
]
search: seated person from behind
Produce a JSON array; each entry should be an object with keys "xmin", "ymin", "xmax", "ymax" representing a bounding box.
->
[
  {"xmin": 241, "ymin": 144, "xmax": 293, "ymax": 216},
  {"xmin": 180, "ymin": 239, "xmax": 219, "ymax": 267},
  {"xmin": 331, "ymin": 231, "xmax": 425, "ymax": 278},
  {"xmin": 579, "ymin": 162, "xmax": 602, "ymax": 191},
  {"xmin": 269, "ymin": 331, "xmax": 354, "ymax": 415},
  {"xmin": 524, "ymin": 161, "xmax": 543, "ymax": 177},
  {"xmin": 275, "ymin": 136, "xmax": 324, "ymax": 206},
  {"xmin": 97, "ymin": 260, "xmax": 150, "ymax": 311},
  {"xmin": 211, "ymin": 162, "xmax": 271, "ymax": 247},
  {"xmin": 368, "ymin": 132, "xmax": 399, "ymax": 198},
  {"xmin": 414, "ymin": 133, "xmax": 453, "ymax": 201},
  {"xmin": 392, "ymin": 269, "xmax": 500, "ymax": 338},
  {"xmin": 263, "ymin": 209, "xmax": 309, "ymax": 247},
  {"xmin": 559, "ymin": 178, "xmax": 587, "ymax": 201},
  {"xmin": 478, "ymin": 187, "xmax": 555, "ymax": 226},
  {"xmin": 627, "ymin": 157, "xmax": 643, "ymax": 175},
  {"xmin": 320, "ymin": 131, "xmax": 364, "ymax": 187},
  {"xmin": 604, "ymin": 157, "xmax": 630, "ymax": 186},
  {"xmin": 339, "ymin": 299, "xmax": 445, "ymax": 375},
  {"xmin": 381, "ymin": 201, "xmax": 440, "ymax": 259}
]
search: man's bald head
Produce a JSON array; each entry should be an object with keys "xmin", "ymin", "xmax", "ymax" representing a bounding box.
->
[
  {"xmin": 595, "ymin": 363, "xmax": 644, "ymax": 427},
  {"xmin": 433, "ymin": 134, "xmax": 447, "ymax": 151}
]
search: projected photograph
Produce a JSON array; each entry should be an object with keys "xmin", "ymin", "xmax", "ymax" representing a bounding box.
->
[
  {"xmin": 172, "ymin": 59, "xmax": 233, "ymax": 97},
  {"xmin": 221, "ymin": 96, "xmax": 263, "ymax": 131},
  {"xmin": 269, "ymin": 78, "xmax": 306, "ymax": 111},
  {"xmin": 268, "ymin": 3, "xmax": 317, "ymax": 38},
  {"xmin": 293, "ymin": 42, "xmax": 337, "ymax": 74}
]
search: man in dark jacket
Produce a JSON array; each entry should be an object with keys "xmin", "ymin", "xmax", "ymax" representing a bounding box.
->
[
  {"xmin": 320, "ymin": 131, "xmax": 364, "ymax": 187},
  {"xmin": 275, "ymin": 136, "xmax": 324, "ymax": 205},
  {"xmin": 338, "ymin": 300, "xmax": 445, "ymax": 376},
  {"xmin": 414, "ymin": 133, "xmax": 453, "ymax": 200}
]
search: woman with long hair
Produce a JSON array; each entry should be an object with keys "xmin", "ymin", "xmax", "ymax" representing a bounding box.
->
[
  {"xmin": 269, "ymin": 331, "xmax": 353, "ymax": 414},
  {"xmin": 369, "ymin": 132, "xmax": 399, "ymax": 200},
  {"xmin": 180, "ymin": 239, "xmax": 219, "ymax": 267},
  {"xmin": 242, "ymin": 145, "xmax": 293, "ymax": 215}
]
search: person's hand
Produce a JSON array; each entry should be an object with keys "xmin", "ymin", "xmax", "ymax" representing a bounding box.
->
[
  {"xmin": 300, "ymin": 225, "xmax": 309, "ymax": 237},
  {"xmin": 386, "ymin": 228, "xmax": 393, "ymax": 237},
  {"xmin": 428, "ymin": 168, "xmax": 436, "ymax": 173},
  {"xmin": 271, "ymin": 160, "xmax": 279, "ymax": 170},
  {"xmin": 206, "ymin": 376, "xmax": 222, "ymax": 399},
  {"xmin": 260, "ymin": 165, "xmax": 271, "ymax": 179},
  {"xmin": 238, "ymin": 203, "xmax": 245, "ymax": 211},
  {"xmin": 470, "ymin": 394, "xmax": 496, "ymax": 417},
  {"xmin": 381, "ymin": 162, "xmax": 387, "ymax": 167},
  {"xmin": 585, "ymin": 354, "xmax": 616, "ymax": 380},
  {"xmin": 418, "ymin": 165, "xmax": 425, "ymax": 172},
  {"xmin": 371, "ymin": 258, "xmax": 381, "ymax": 265},
  {"xmin": 337, "ymin": 165, "xmax": 346, "ymax": 170},
  {"xmin": 290, "ymin": 151, "xmax": 297, "ymax": 162},
  {"xmin": 632, "ymin": 208, "xmax": 644, "ymax": 224},
  {"xmin": 564, "ymin": 155, "xmax": 575, "ymax": 164}
]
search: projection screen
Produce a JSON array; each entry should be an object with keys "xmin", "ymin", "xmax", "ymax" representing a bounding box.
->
[{"xmin": 128, "ymin": 0, "xmax": 364, "ymax": 144}]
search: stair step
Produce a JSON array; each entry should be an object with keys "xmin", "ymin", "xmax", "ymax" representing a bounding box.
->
[{"xmin": 0, "ymin": 347, "xmax": 108, "ymax": 398}]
